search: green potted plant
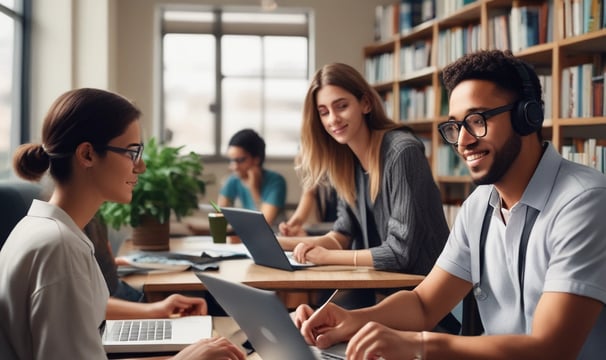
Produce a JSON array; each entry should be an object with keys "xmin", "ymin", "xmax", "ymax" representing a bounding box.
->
[{"xmin": 99, "ymin": 137, "xmax": 205, "ymax": 250}]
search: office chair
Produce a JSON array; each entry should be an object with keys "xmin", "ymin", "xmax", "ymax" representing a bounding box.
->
[{"xmin": 0, "ymin": 180, "xmax": 42, "ymax": 250}]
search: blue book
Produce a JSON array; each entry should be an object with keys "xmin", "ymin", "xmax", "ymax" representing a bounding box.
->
[{"xmin": 525, "ymin": 6, "xmax": 540, "ymax": 47}]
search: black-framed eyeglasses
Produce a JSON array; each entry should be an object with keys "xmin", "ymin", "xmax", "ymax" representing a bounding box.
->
[
  {"xmin": 228, "ymin": 156, "xmax": 249, "ymax": 164},
  {"xmin": 438, "ymin": 103, "xmax": 515, "ymax": 145},
  {"xmin": 105, "ymin": 143, "xmax": 144, "ymax": 164}
]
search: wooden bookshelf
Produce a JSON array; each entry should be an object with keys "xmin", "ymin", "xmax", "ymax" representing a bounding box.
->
[{"xmin": 365, "ymin": 0, "xmax": 606, "ymax": 205}]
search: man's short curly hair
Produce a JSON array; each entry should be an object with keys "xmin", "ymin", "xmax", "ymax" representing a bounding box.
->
[{"xmin": 441, "ymin": 49, "xmax": 543, "ymax": 107}]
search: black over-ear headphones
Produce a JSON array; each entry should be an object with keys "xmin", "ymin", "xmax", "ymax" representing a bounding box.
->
[{"xmin": 511, "ymin": 61, "xmax": 544, "ymax": 135}]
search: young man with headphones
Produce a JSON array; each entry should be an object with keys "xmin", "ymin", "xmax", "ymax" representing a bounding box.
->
[{"xmin": 292, "ymin": 50, "xmax": 606, "ymax": 359}]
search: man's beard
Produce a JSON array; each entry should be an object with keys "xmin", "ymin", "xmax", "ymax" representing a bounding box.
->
[{"xmin": 472, "ymin": 132, "xmax": 522, "ymax": 186}]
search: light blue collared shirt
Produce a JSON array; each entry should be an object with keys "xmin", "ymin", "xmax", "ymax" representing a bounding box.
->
[{"xmin": 437, "ymin": 143, "xmax": 606, "ymax": 359}]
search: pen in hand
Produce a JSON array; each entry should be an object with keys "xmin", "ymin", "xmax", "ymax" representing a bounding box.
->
[
  {"xmin": 310, "ymin": 289, "xmax": 339, "ymax": 341},
  {"xmin": 316, "ymin": 289, "xmax": 339, "ymax": 313}
]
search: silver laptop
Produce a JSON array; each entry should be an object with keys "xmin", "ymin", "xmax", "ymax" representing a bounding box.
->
[
  {"xmin": 220, "ymin": 207, "xmax": 315, "ymax": 271},
  {"xmin": 196, "ymin": 272, "xmax": 346, "ymax": 360},
  {"xmin": 102, "ymin": 315, "xmax": 212, "ymax": 354}
]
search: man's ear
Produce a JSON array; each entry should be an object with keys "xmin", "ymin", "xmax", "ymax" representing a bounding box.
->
[{"xmin": 74, "ymin": 142, "xmax": 95, "ymax": 167}]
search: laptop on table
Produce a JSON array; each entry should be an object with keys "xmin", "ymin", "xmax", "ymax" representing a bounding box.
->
[
  {"xmin": 220, "ymin": 207, "xmax": 315, "ymax": 271},
  {"xmin": 102, "ymin": 315, "xmax": 212, "ymax": 354},
  {"xmin": 196, "ymin": 272, "xmax": 346, "ymax": 360}
]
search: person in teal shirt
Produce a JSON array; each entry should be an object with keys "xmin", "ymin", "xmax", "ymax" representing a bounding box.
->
[{"xmin": 218, "ymin": 128, "xmax": 287, "ymax": 226}]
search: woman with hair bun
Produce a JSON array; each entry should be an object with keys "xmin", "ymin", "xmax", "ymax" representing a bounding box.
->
[{"xmin": 0, "ymin": 88, "xmax": 244, "ymax": 360}]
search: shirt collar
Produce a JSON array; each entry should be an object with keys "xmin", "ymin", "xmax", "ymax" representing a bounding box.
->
[
  {"xmin": 488, "ymin": 142, "xmax": 560, "ymax": 213},
  {"xmin": 27, "ymin": 199, "xmax": 95, "ymax": 251}
]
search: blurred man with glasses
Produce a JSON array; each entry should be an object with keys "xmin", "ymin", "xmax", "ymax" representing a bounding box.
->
[{"xmin": 217, "ymin": 128, "xmax": 287, "ymax": 227}]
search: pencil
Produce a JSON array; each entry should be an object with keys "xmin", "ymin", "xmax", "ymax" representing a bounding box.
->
[{"xmin": 315, "ymin": 289, "xmax": 339, "ymax": 313}]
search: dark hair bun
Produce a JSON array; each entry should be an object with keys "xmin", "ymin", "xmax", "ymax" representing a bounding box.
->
[{"xmin": 13, "ymin": 144, "xmax": 50, "ymax": 181}]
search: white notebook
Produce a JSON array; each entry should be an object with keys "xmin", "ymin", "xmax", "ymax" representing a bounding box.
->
[{"xmin": 102, "ymin": 315, "xmax": 212, "ymax": 354}]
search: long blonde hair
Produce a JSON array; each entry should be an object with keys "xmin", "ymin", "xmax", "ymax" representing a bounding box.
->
[{"xmin": 299, "ymin": 63, "xmax": 405, "ymax": 207}]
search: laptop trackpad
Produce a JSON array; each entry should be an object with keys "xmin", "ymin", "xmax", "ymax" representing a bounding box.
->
[
  {"xmin": 312, "ymin": 342, "xmax": 347, "ymax": 359},
  {"xmin": 285, "ymin": 251, "xmax": 316, "ymax": 267}
]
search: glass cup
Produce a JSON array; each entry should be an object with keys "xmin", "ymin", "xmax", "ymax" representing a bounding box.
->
[{"xmin": 208, "ymin": 212, "xmax": 228, "ymax": 244}]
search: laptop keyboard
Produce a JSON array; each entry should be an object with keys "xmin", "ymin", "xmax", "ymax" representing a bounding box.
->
[
  {"xmin": 108, "ymin": 319, "xmax": 172, "ymax": 341},
  {"xmin": 320, "ymin": 351, "xmax": 346, "ymax": 360},
  {"xmin": 311, "ymin": 346, "xmax": 346, "ymax": 360}
]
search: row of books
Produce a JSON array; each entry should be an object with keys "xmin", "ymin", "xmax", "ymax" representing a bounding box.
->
[
  {"xmin": 561, "ymin": 0, "xmax": 605, "ymax": 38},
  {"xmin": 510, "ymin": 1, "xmax": 553, "ymax": 52},
  {"xmin": 374, "ymin": 0, "xmax": 476, "ymax": 41},
  {"xmin": 538, "ymin": 73, "xmax": 553, "ymax": 120},
  {"xmin": 399, "ymin": 39, "xmax": 432, "ymax": 76},
  {"xmin": 435, "ymin": 0, "xmax": 477, "ymax": 20},
  {"xmin": 381, "ymin": 91, "xmax": 395, "ymax": 119},
  {"xmin": 561, "ymin": 63, "xmax": 606, "ymax": 118},
  {"xmin": 436, "ymin": 144, "xmax": 469, "ymax": 177},
  {"xmin": 436, "ymin": 23, "xmax": 481, "ymax": 68},
  {"xmin": 371, "ymin": 67, "xmax": 551, "ymax": 122},
  {"xmin": 400, "ymin": 85, "xmax": 434, "ymax": 121},
  {"xmin": 561, "ymin": 138, "xmax": 606, "ymax": 174},
  {"xmin": 364, "ymin": 52, "xmax": 394, "ymax": 85}
]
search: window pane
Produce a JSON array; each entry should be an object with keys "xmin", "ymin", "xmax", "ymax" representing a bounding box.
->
[
  {"xmin": 0, "ymin": 13, "xmax": 14, "ymax": 176},
  {"xmin": 163, "ymin": 34, "xmax": 216, "ymax": 155},
  {"xmin": 222, "ymin": 78, "xmax": 262, "ymax": 150},
  {"xmin": 162, "ymin": 9, "xmax": 309, "ymax": 158},
  {"xmin": 264, "ymin": 36, "xmax": 307, "ymax": 77},
  {"xmin": 0, "ymin": 1, "xmax": 15, "ymax": 9},
  {"xmin": 222, "ymin": 35, "xmax": 261, "ymax": 77},
  {"xmin": 265, "ymin": 78, "xmax": 307, "ymax": 156}
]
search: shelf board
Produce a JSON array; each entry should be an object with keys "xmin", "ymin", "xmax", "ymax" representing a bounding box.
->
[
  {"xmin": 557, "ymin": 117, "xmax": 606, "ymax": 126},
  {"xmin": 400, "ymin": 119, "xmax": 434, "ymax": 132},
  {"xmin": 438, "ymin": 2, "xmax": 483, "ymax": 28},
  {"xmin": 364, "ymin": 39, "xmax": 396, "ymax": 56},
  {"xmin": 515, "ymin": 43, "xmax": 554, "ymax": 65},
  {"xmin": 399, "ymin": 21, "xmax": 435, "ymax": 43},
  {"xmin": 437, "ymin": 175, "xmax": 472, "ymax": 184},
  {"xmin": 372, "ymin": 81, "xmax": 394, "ymax": 93},
  {"xmin": 559, "ymin": 29, "xmax": 606, "ymax": 53},
  {"xmin": 398, "ymin": 67, "xmax": 436, "ymax": 85}
]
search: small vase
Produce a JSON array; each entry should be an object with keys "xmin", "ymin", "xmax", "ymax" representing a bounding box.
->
[{"xmin": 131, "ymin": 215, "xmax": 170, "ymax": 251}]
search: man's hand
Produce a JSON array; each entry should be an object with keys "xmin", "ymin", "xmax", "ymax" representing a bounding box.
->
[
  {"xmin": 300, "ymin": 302, "xmax": 356, "ymax": 349},
  {"xmin": 244, "ymin": 166, "xmax": 262, "ymax": 193},
  {"xmin": 346, "ymin": 322, "xmax": 423, "ymax": 360}
]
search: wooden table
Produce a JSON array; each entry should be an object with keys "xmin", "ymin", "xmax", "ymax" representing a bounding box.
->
[{"xmin": 120, "ymin": 237, "xmax": 425, "ymax": 307}]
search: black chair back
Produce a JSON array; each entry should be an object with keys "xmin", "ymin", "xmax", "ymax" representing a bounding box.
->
[{"xmin": 0, "ymin": 180, "xmax": 42, "ymax": 249}]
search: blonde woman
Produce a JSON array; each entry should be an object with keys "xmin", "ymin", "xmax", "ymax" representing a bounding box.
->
[{"xmin": 278, "ymin": 63, "xmax": 448, "ymax": 276}]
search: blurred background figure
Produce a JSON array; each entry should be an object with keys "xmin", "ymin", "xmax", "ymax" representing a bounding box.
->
[
  {"xmin": 279, "ymin": 184, "xmax": 338, "ymax": 237},
  {"xmin": 218, "ymin": 128, "xmax": 287, "ymax": 227}
]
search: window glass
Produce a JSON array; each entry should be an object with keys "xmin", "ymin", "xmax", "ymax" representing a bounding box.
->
[
  {"xmin": 0, "ymin": 1, "xmax": 15, "ymax": 9},
  {"xmin": 0, "ymin": 12, "xmax": 14, "ymax": 176},
  {"xmin": 222, "ymin": 35, "xmax": 262, "ymax": 77},
  {"xmin": 163, "ymin": 34, "xmax": 216, "ymax": 155},
  {"xmin": 264, "ymin": 78, "xmax": 308, "ymax": 154},
  {"xmin": 161, "ymin": 9, "xmax": 309, "ymax": 158},
  {"xmin": 222, "ymin": 77, "xmax": 262, "ymax": 150},
  {"xmin": 264, "ymin": 36, "xmax": 307, "ymax": 77}
]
